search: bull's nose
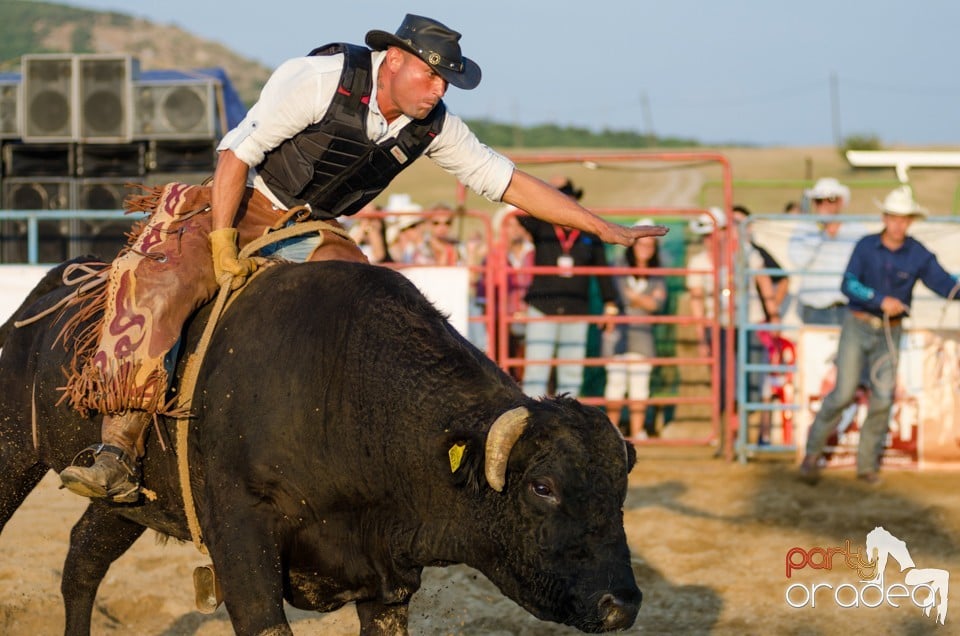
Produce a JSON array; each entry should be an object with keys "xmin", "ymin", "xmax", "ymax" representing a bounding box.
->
[{"xmin": 598, "ymin": 591, "xmax": 641, "ymax": 631}]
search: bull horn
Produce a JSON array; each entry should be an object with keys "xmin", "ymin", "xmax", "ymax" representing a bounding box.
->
[{"xmin": 484, "ymin": 406, "xmax": 530, "ymax": 492}]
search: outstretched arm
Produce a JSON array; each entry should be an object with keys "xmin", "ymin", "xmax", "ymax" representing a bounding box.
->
[{"xmin": 501, "ymin": 170, "xmax": 668, "ymax": 246}]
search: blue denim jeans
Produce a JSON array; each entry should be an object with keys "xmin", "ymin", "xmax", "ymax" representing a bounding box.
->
[
  {"xmin": 258, "ymin": 230, "xmax": 323, "ymax": 262},
  {"xmin": 804, "ymin": 312, "xmax": 902, "ymax": 474},
  {"xmin": 522, "ymin": 306, "xmax": 588, "ymax": 398},
  {"xmin": 800, "ymin": 303, "xmax": 848, "ymax": 326}
]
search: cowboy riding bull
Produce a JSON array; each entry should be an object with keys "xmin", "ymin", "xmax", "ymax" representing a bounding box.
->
[{"xmin": 0, "ymin": 257, "xmax": 642, "ymax": 635}]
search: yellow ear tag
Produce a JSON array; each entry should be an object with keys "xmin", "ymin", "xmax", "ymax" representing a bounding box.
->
[{"xmin": 448, "ymin": 443, "xmax": 466, "ymax": 473}]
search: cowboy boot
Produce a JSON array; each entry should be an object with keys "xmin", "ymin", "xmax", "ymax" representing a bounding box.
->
[{"xmin": 59, "ymin": 411, "xmax": 150, "ymax": 503}]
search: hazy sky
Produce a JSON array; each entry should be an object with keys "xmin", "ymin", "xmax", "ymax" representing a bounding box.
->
[{"xmin": 59, "ymin": 0, "xmax": 958, "ymax": 146}]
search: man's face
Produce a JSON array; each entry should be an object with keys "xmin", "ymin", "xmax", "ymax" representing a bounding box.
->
[
  {"xmin": 383, "ymin": 48, "xmax": 448, "ymax": 120},
  {"xmin": 812, "ymin": 195, "xmax": 843, "ymax": 215},
  {"xmin": 504, "ymin": 214, "xmax": 529, "ymax": 244},
  {"xmin": 430, "ymin": 211, "xmax": 453, "ymax": 238},
  {"xmin": 882, "ymin": 213, "xmax": 915, "ymax": 242}
]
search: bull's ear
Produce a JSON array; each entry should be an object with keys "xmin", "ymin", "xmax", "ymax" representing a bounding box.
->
[{"xmin": 446, "ymin": 435, "xmax": 485, "ymax": 496}]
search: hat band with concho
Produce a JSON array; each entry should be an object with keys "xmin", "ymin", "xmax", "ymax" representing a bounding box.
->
[{"xmin": 366, "ymin": 14, "xmax": 482, "ymax": 90}]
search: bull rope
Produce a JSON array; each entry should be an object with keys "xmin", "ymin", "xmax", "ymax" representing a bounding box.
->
[
  {"xmin": 174, "ymin": 220, "xmax": 353, "ymax": 553},
  {"xmin": 12, "ymin": 262, "xmax": 109, "ymax": 329}
]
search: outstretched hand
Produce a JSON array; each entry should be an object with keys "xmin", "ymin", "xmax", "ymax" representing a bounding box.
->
[{"xmin": 597, "ymin": 221, "xmax": 670, "ymax": 247}]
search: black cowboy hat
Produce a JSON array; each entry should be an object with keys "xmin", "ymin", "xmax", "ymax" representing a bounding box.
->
[
  {"xmin": 558, "ymin": 179, "xmax": 584, "ymax": 200},
  {"xmin": 366, "ymin": 14, "xmax": 482, "ymax": 90}
]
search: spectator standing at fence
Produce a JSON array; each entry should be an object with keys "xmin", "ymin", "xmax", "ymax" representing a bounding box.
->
[
  {"xmin": 384, "ymin": 193, "xmax": 431, "ymax": 264},
  {"xmin": 687, "ymin": 208, "xmax": 733, "ymax": 413},
  {"xmin": 424, "ymin": 201, "xmax": 461, "ymax": 265},
  {"xmin": 734, "ymin": 205, "xmax": 788, "ymax": 322},
  {"xmin": 733, "ymin": 205, "xmax": 788, "ymax": 444},
  {"xmin": 520, "ymin": 178, "xmax": 618, "ymax": 398},
  {"xmin": 473, "ymin": 205, "xmax": 534, "ymax": 376},
  {"xmin": 604, "ymin": 220, "xmax": 666, "ymax": 438},
  {"xmin": 799, "ymin": 186, "xmax": 960, "ymax": 485},
  {"xmin": 788, "ymin": 178, "xmax": 866, "ymax": 325},
  {"xmin": 348, "ymin": 202, "xmax": 392, "ymax": 263}
]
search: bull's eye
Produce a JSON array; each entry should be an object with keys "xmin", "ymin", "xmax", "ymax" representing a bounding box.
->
[{"xmin": 530, "ymin": 479, "xmax": 559, "ymax": 505}]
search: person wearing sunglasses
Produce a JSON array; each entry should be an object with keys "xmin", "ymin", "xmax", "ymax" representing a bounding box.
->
[
  {"xmin": 425, "ymin": 201, "xmax": 460, "ymax": 266},
  {"xmin": 788, "ymin": 177, "xmax": 867, "ymax": 325}
]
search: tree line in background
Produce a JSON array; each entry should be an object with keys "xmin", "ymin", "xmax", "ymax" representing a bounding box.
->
[{"xmin": 464, "ymin": 119, "xmax": 702, "ymax": 149}]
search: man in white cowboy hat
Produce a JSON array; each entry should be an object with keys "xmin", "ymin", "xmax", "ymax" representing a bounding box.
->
[
  {"xmin": 59, "ymin": 13, "xmax": 669, "ymax": 501},
  {"xmin": 800, "ymin": 185, "xmax": 960, "ymax": 485},
  {"xmin": 788, "ymin": 177, "xmax": 866, "ymax": 324},
  {"xmin": 382, "ymin": 193, "xmax": 429, "ymax": 263}
]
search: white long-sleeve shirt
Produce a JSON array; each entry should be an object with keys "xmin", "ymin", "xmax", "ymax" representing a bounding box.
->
[
  {"xmin": 218, "ymin": 50, "xmax": 515, "ymax": 210},
  {"xmin": 787, "ymin": 220, "xmax": 866, "ymax": 309}
]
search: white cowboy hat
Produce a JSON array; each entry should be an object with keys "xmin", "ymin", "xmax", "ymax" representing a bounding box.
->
[
  {"xmin": 689, "ymin": 207, "xmax": 726, "ymax": 235},
  {"xmin": 384, "ymin": 193, "xmax": 423, "ymax": 214},
  {"xmin": 804, "ymin": 177, "xmax": 851, "ymax": 205},
  {"xmin": 876, "ymin": 186, "xmax": 927, "ymax": 218}
]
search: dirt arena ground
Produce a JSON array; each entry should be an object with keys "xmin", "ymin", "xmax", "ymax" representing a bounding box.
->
[{"xmin": 1, "ymin": 444, "xmax": 957, "ymax": 635}]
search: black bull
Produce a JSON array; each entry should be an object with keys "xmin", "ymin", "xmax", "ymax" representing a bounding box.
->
[{"xmin": 0, "ymin": 258, "xmax": 641, "ymax": 635}]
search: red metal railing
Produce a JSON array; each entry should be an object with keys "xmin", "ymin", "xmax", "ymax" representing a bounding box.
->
[{"xmin": 387, "ymin": 151, "xmax": 736, "ymax": 451}]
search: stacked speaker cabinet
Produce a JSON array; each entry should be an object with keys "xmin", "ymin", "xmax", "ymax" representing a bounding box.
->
[
  {"xmin": 147, "ymin": 138, "xmax": 216, "ymax": 173},
  {"xmin": 3, "ymin": 53, "xmax": 227, "ymax": 263},
  {"xmin": 1, "ymin": 177, "xmax": 75, "ymax": 263},
  {"xmin": 20, "ymin": 55, "xmax": 76, "ymax": 142},
  {"xmin": 77, "ymin": 54, "xmax": 136, "ymax": 142},
  {"xmin": 0, "ymin": 77, "xmax": 19, "ymax": 139},
  {"xmin": 134, "ymin": 78, "xmax": 217, "ymax": 139},
  {"xmin": 20, "ymin": 54, "xmax": 136, "ymax": 143},
  {"xmin": 3, "ymin": 141, "xmax": 74, "ymax": 177},
  {"xmin": 77, "ymin": 142, "xmax": 145, "ymax": 177},
  {"xmin": 75, "ymin": 179, "xmax": 139, "ymax": 261},
  {"xmin": 1, "ymin": 141, "xmax": 75, "ymax": 263}
]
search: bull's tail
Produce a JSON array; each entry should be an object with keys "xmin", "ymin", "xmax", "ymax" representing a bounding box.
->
[{"xmin": 0, "ymin": 256, "xmax": 104, "ymax": 348}]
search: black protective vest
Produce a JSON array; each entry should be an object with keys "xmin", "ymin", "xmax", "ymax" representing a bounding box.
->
[{"xmin": 256, "ymin": 43, "xmax": 446, "ymax": 219}]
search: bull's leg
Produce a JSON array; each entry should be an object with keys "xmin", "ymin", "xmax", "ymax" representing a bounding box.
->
[
  {"xmin": 0, "ymin": 462, "xmax": 48, "ymax": 533},
  {"xmin": 61, "ymin": 504, "xmax": 145, "ymax": 636},
  {"xmin": 203, "ymin": 508, "xmax": 291, "ymax": 635},
  {"xmin": 357, "ymin": 599, "xmax": 410, "ymax": 635}
]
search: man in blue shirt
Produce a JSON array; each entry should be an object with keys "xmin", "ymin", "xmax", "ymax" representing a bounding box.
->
[{"xmin": 799, "ymin": 186, "xmax": 960, "ymax": 485}]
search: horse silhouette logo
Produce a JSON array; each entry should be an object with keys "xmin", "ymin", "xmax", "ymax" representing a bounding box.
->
[{"xmin": 865, "ymin": 526, "xmax": 949, "ymax": 625}]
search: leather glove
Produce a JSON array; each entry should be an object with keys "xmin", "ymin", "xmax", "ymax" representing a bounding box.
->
[{"xmin": 210, "ymin": 228, "xmax": 258, "ymax": 290}]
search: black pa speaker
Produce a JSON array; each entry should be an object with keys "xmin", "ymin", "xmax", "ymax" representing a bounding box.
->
[
  {"xmin": 21, "ymin": 55, "xmax": 75, "ymax": 141},
  {"xmin": 77, "ymin": 55, "xmax": 136, "ymax": 142},
  {"xmin": 147, "ymin": 139, "xmax": 217, "ymax": 173},
  {"xmin": 74, "ymin": 178, "xmax": 139, "ymax": 261},
  {"xmin": 134, "ymin": 79, "xmax": 217, "ymax": 139},
  {"xmin": 2, "ymin": 142, "xmax": 74, "ymax": 177},
  {"xmin": 2, "ymin": 176, "xmax": 74, "ymax": 210},
  {"xmin": 0, "ymin": 177, "xmax": 75, "ymax": 263},
  {"xmin": 0, "ymin": 78, "xmax": 19, "ymax": 139},
  {"xmin": 77, "ymin": 142, "xmax": 145, "ymax": 177}
]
